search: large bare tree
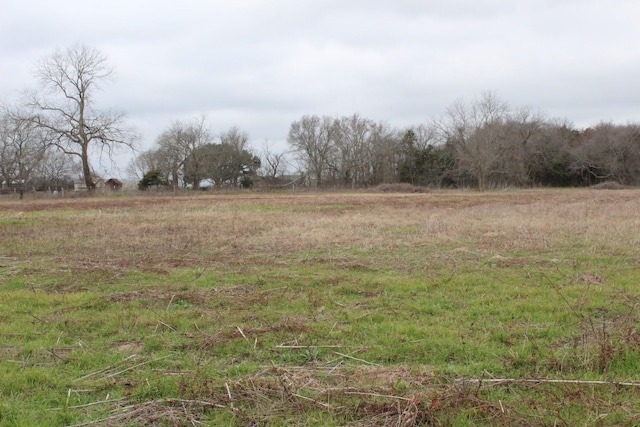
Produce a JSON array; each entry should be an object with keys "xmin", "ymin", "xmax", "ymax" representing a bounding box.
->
[{"xmin": 25, "ymin": 45, "xmax": 136, "ymax": 190}]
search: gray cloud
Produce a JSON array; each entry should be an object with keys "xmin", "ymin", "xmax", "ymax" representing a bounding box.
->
[{"xmin": 2, "ymin": 0, "xmax": 640, "ymax": 174}]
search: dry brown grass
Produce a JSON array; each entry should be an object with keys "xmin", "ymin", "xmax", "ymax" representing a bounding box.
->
[{"xmin": 2, "ymin": 189, "xmax": 639, "ymax": 274}]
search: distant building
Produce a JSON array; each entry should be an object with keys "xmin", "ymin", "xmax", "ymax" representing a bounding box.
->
[{"xmin": 105, "ymin": 178, "xmax": 123, "ymax": 191}]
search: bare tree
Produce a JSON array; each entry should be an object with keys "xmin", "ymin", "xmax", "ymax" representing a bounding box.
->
[
  {"xmin": 24, "ymin": 45, "xmax": 137, "ymax": 190},
  {"xmin": 220, "ymin": 126, "xmax": 249, "ymax": 151},
  {"xmin": 155, "ymin": 115, "xmax": 212, "ymax": 189},
  {"xmin": 259, "ymin": 140, "xmax": 290, "ymax": 183},
  {"xmin": 32, "ymin": 148, "xmax": 81, "ymax": 191},
  {"xmin": 605, "ymin": 124, "xmax": 640, "ymax": 185},
  {"xmin": 126, "ymin": 148, "xmax": 165, "ymax": 181},
  {"xmin": 570, "ymin": 122, "xmax": 640, "ymax": 185},
  {"xmin": 331, "ymin": 114, "xmax": 376, "ymax": 188},
  {"xmin": 0, "ymin": 107, "xmax": 49, "ymax": 198},
  {"xmin": 287, "ymin": 115, "xmax": 336, "ymax": 187},
  {"xmin": 527, "ymin": 119, "xmax": 579, "ymax": 186},
  {"xmin": 496, "ymin": 107, "xmax": 546, "ymax": 186},
  {"xmin": 437, "ymin": 91, "xmax": 510, "ymax": 191},
  {"xmin": 368, "ymin": 121, "xmax": 400, "ymax": 185}
]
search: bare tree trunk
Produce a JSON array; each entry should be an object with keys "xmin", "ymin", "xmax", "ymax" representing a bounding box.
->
[{"xmin": 81, "ymin": 145, "xmax": 95, "ymax": 191}]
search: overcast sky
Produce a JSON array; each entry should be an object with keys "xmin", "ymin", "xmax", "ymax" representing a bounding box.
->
[{"xmin": 2, "ymin": 0, "xmax": 640, "ymax": 176}]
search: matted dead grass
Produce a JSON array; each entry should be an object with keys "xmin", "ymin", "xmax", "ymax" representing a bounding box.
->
[{"xmin": 81, "ymin": 362, "xmax": 640, "ymax": 426}]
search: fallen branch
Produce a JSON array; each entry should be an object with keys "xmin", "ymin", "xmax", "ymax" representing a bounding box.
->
[
  {"xmin": 102, "ymin": 355, "xmax": 171, "ymax": 380},
  {"xmin": 75, "ymin": 354, "xmax": 139, "ymax": 381},
  {"xmin": 463, "ymin": 378, "xmax": 640, "ymax": 387},
  {"xmin": 292, "ymin": 392, "xmax": 333, "ymax": 409},
  {"xmin": 344, "ymin": 391, "xmax": 411, "ymax": 401},
  {"xmin": 333, "ymin": 351, "xmax": 382, "ymax": 367},
  {"xmin": 50, "ymin": 397, "xmax": 125, "ymax": 411},
  {"xmin": 274, "ymin": 345, "xmax": 343, "ymax": 349}
]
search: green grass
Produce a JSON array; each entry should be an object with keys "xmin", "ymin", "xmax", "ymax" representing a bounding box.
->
[{"xmin": 0, "ymin": 190, "xmax": 639, "ymax": 425}]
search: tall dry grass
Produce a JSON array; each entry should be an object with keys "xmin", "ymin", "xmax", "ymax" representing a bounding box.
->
[{"xmin": 1, "ymin": 188, "xmax": 639, "ymax": 274}]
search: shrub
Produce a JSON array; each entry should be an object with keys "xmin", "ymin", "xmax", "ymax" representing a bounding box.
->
[{"xmin": 138, "ymin": 170, "xmax": 168, "ymax": 190}]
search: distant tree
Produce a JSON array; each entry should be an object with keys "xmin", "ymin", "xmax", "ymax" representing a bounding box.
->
[
  {"xmin": 127, "ymin": 148, "xmax": 165, "ymax": 181},
  {"xmin": 605, "ymin": 124, "xmax": 640, "ymax": 185},
  {"xmin": 23, "ymin": 45, "xmax": 137, "ymax": 191},
  {"xmin": 259, "ymin": 140, "xmax": 290, "ymax": 182},
  {"xmin": 31, "ymin": 148, "xmax": 81, "ymax": 191},
  {"xmin": 368, "ymin": 122, "xmax": 400, "ymax": 185},
  {"xmin": 398, "ymin": 126, "xmax": 454, "ymax": 187},
  {"xmin": 398, "ymin": 128, "xmax": 419, "ymax": 184},
  {"xmin": 499, "ymin": 108, "xmax": 546, "ymax": 186},
  {"xmin": 331, "ymin": 114, "xmax": 376, "ymax": 188},
  {"xmin": 156, "ymin": 116, "xmax": 212, "ymax": 189},
  {"xmin": 220, "ymin": 126, "xmax": 249, "ymax": 151},
  {"xmin": 240, "ymin": 175, "xmax": 254, "ymax": 189},
  {"xmin": 287, "ymin": 115, "xmax": 336, "ymax": 187},
  {"xmin": 219, "ymin": 127, "xmax": 259, "ymax": 186},
  {"xmin": 437, "ymin": 92, "xmax": 510, "ymax": 191},
  {"xmin": 0, "ymin": 107, "xmax": 49, "ymax": 198},
  {"xmin": 528, "ymin": 121, "xmax": 580, "ymax": 186},
  {"xmin": 138, "ymin": 169, "xmax": 167, "ymax": 190},
  {"xmin": 569, "ymin": 122, "xmax": 640, "ymax": 186},
  {"xmin": 184, "ymin": 142, "xmax": 260, "ymax": 189}
]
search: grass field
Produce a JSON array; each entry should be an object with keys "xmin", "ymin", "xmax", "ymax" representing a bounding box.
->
[{"xmin": 0, "ymin": 189, "xmax": 639, "ymax": 426}]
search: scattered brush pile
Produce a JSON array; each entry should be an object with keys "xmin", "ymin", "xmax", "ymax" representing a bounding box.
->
[
  {"xmin": 82, "ymin": 365, "xmax": 500, "ymax": 426},
  {"xmin": 67, "ymin": 361, "xmax": 640, "ymax": 426}
]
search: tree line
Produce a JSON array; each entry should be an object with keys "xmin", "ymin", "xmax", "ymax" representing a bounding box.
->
[
  {"xmin": 287, "ymin": 93, "xmax": 640, "ymax": 190},
  {"xmin": 138, "ymin": 91, "xmax": 640, "ymax": 192},
  {"xmin": 2, "ymin": 45, "xmax": 639, "ymax": 196}
]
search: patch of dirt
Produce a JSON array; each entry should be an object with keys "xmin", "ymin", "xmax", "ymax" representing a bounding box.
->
[
  {"xmin": 577, "ymin": 272, "xmax": 605, "ymax": 285},
  {"xmin": 115, "ymin": 341, "xmax": 145, "ymax": 354}
]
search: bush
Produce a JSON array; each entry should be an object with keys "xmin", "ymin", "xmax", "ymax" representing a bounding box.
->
[
  {"xmin": 138, "ymin": 170, "xmax": 168, "ymax": 190},
  {"xmin": 240, "ymin": 176, "xmax": 254, "ymax": 189}
]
